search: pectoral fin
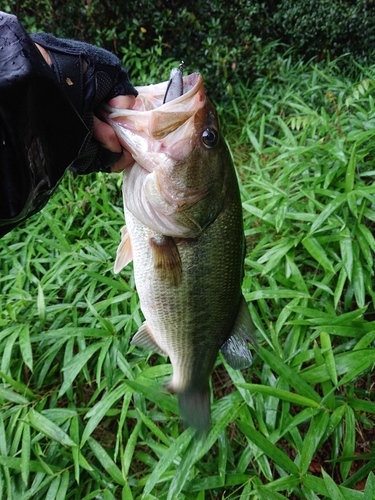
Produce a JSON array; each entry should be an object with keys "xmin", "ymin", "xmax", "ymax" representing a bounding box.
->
[
  {"xmin": 131, "ymin": 322, "xmax": 166, "ymax": 356},
  {"xmin": 114, "ymin": 226, "xmax": 133, "ymax": 274},
  {"xmin": 220, "ymin": 296, "xmax": 258, "ymax": 370},
  {"xmin": 150, "ymin": 235, "xmax": 182, "ymax": 286}
]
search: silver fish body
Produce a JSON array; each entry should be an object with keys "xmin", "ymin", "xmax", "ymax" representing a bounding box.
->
[{"xmin": 106, "ymin": 72, "xmax": 256, "ymax": 431}]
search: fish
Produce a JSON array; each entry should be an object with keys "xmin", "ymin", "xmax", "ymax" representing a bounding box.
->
[{"xmin": 104, "ymin": 66, "xmax": 257, "ymax": 432}]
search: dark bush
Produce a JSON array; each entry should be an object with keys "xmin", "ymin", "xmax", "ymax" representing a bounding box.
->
[
  {"xmin": 273, "ymin": 0, "xmax": 375, "ymax": 63},
  {"xmin": 3, "ymin": 0, "xmax": 375, "ymax": 101}
]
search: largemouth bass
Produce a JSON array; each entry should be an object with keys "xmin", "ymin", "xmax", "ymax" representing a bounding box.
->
[{"xmin": 105, "ymin": 68, "xmax": 257, "ymax": 431}]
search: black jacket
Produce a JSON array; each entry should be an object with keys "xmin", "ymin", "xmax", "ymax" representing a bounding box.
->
[{"xmin": 0, "ymin": 13, "xmax": 137, "ymax": 237}]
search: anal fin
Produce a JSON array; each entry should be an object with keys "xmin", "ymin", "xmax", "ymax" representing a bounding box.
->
[
  {"xmin": 131, "ymin": 321, "xmax": 166, "ymax": 356},
  {"xmin": 220, "ymin": 296, "xmax": 258, "ymax": 370},
  {"xmin": 114, "ymin": 226, "xmax": 133, "ymax": 274},
  {"xmin": 150, "ymin": 235, "xmax": 182, "ymax": 286}
]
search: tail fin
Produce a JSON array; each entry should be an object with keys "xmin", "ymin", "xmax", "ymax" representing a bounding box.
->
[{"xmin": 178, "ymin": 389, "xmax": 211, "ymax": 434}]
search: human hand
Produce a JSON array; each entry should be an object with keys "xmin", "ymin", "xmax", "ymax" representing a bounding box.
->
[
  {"xmin": 93, "ymin": 95, "xmax": 136, "ymax": 172},
  {"xmin": 33, "ymin": 35, "xmax": 138, "ymax": 174},
  {"xmin": 36, "ymin": 42, "xmax": 136, "ymax": 173}
]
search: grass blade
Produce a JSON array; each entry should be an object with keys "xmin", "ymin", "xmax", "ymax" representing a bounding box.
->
[
  {"xmin": 59, "ymin": 341, "xmax": 104, "ymax": 397},
  {"xmin": 320, "ymin": 331, "xmax": 338, "ymax": 386},
  {"xmin": 238, "ymin": 383, "xmax": 320, "ymax": 408},
  {"xmin": 322, "ymin": 468, "xmax": 346, "ymax": 499},
  {"xmin": 259, "ymin": 347, "xmax": 321, "ymax": 403},
  {"xmin": 21, "ymin": 422, "xmax": 31, "ymax": 486},
  {"xmin": 56, "ymin": 470, "xmax": 70, "ymax": 500},
  {"xmin": 81, "ymin": 382, "xmax": 129, "ymax": 446},
  {"xmin": 88, "ymin": 437, "xmax": 125, "ymax": 486},
  {"xmin": 19, "ymin": 324, "xmax": 33, "ymax": 372},
  {"xmin": 302, "ymin": 237, "xmax": 335, "ymax": 273},
  {"xmin": 26, "ymin": 408, "xmax": 76, "ymax": 447},
  {"xmin": 142, "ymin": 428, "xmax": 194, "ymax": 498},
  {"xmin": 363, "ymin": 472, "xmax": 375, "ymax": 500},
  {"xmin": 309, "ymin": 193, "xmax": 346, "ymax": 234},
  {"xmin": 237, "ymin": 421, "xmax": 299, "ymax": 475},
  {"xmin": 340, "ymin": 406, "xmax": 356, "ymax": 481}
]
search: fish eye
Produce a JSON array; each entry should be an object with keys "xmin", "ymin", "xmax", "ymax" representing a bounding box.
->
[{"xmin": 202, "ymin": 127, "xmax": 218, "ymax": 148}]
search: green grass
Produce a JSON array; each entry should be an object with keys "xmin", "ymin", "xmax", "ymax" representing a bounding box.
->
[{"xmin": 1, "ymin": 53, "xmax": 375, "ymax": 499}]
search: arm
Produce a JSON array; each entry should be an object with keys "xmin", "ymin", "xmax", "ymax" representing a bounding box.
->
[{"xmin": 0, "ymin": 13, "xmax": 137, "ymax": 236}]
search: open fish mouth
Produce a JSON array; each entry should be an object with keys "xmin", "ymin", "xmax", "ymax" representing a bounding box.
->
[
  {"xmin": 101, "ymin": 72, "xmax": 206, "ymax": 174},
  {"xmin": 104, "ymin": 72, "xmax": 206, "ymax": 149},
  {"xmin": 103, "ymin": 69, "xmax": 228, "ymax": 238}
]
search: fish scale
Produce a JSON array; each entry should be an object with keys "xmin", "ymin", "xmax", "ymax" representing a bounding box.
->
[{"xmin": 127, "ymin": 183, "xmax": 243, "ymax": 367}]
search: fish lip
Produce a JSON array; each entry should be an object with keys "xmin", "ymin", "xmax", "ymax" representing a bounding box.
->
[
  {"xmin": 163, "ymin": 72, "xmax": 203, "ymax": 105},
  {"xmin": 136, "ymin": 72, "xmax": 203, "ymax": 105},
  {"xmin": 104, "ymin": 72, "xmax": 205, "ymax": 117}
]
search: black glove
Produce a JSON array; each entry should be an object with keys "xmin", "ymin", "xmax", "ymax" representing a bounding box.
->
[{"xmin": 30, "ymin": 33, "xmax": 138, "ymax": 174}]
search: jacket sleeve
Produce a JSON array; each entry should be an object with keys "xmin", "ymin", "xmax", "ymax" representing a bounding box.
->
[{"xmin": 0, "ymin": 13, "xmax": 89, "ymax": 237}]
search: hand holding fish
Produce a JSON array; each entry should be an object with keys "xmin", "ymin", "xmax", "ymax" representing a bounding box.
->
[
  {"xmin": 31, "ymin": 34, "xmax": 138, "ymax": 174},
  {"xmin": 37, "ymin": 41, "xmax": 136, "ymax": 172},
  {"xmin": 92, "ymin": 95, "xmax": 136, "ymax": 172}
]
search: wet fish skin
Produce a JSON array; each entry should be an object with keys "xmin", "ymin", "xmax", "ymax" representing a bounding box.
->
[
  {"xmin": 106, "ymin": 72, "xmax": 257, "ymax": 432},
  {"xmin": 124, "ymin": 152, "xmax": 245, "ymax": 430}
]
